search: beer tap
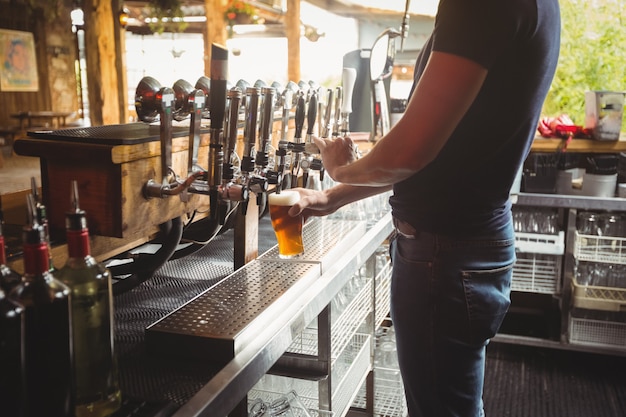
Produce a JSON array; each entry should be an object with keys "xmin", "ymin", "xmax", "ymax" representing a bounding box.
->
[
  {"xmin": 136, "ymin": 76, "xmax": 203, "ymax": 199},
  {"xmin": 288, "ymin": 91, "xmax": 306, "ymax": 187},
  {"xmin": 239, "ymin": 86, "xmax": 266, "ymax": 215},
  {"xmin": 301, "ymin": 89, "xmax": 318, "ymax": 188},
  {"xmin": 194, "ymin": 76, "xmax": 211, "ymax": 119},
  {"xmin": 370, "ymin": 28, "xmax": 402, "ymax": 142},
  {"xmin": 173, "ymin": 79, "xmax": 206, "ymax": 175},
  {"xmin": 400, "ymin": 0, "xmax": 411, "ymax": 53},
  {"xmin": 320, "ymin": 88, "xmax": 334, "ymax": 139},
  {"xmin": 223, "ymin": 87, "xmax": 243, "ymax": 189},
  {"xmin": 332, "ymin": 86, "xmax": 343, "ymax": 137},
  {"xmin": 341, "ymin": 67, "xmax": 357, "ymax": 137},
  {"xmin": 256, "ymin": 86, "xmax": 275, "ymax": 173},
  {"xmin": 206, "ymin": 44, "xmax": 228, "ymax": 222},
  {"xmin": 215, "ymin": 86, "xmax": 248, "ymax": 223},
  {"xmin": 274, "ymin": 81, "xmax": 298, "ymax": 191},
  {"xmin": 236, "ymin": 79, "xmax": 250, "ymax": 107}
]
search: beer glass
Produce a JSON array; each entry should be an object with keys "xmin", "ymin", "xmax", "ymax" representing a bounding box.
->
[{"xmin": 268, "ymin": 190, "xmax": 304, "ymax": 258}]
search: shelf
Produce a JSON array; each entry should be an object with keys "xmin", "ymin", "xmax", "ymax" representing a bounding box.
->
[
  {"xmin": 513, "ymin": 193, "xmax": 626, "ymax": 211},
  {"xmin": 251, "ymin": 333, "xmax": 372, "ymax": 417},
  {"xmin": 530, "ymin": 136, "xmax": 626, "ymax": 153}
]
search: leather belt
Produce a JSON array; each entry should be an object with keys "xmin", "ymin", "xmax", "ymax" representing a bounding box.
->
[{"xmin": 392, "ymin": 217, "xmax": 417, "ymax": 239}]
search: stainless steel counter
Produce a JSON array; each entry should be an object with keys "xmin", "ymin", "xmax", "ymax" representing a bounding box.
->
[
  {"xmin": 171, "ymin": 214, "xmax": 393, "ymax": 416},
  {"xmin": 112, "ymin": 211, "xmax": 393, "ymax": 416}
]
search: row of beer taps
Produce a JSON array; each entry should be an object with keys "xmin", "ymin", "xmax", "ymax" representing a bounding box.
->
[{"xmin": 134, "ymin": 43, "xmax": 357, "ymax": 226}]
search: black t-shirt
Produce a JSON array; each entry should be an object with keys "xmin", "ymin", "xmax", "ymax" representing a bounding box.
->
[{"xmin": 390, "ymin": 0, "xmax": 561, "ymax": 236}]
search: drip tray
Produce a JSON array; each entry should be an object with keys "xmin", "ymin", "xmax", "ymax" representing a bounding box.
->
[{"xmin": 145, "ymin": 218, "xmax": 367, "ymax": 365}]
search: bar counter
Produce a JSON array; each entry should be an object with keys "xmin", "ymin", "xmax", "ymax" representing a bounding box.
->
[{"xmin": 111, "ymin": 207, "xmax": 393, "ymax": 416}]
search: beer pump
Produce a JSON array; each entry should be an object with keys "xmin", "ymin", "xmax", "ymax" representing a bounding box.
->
[
  {"xmin": 289, "ymin": 91, "xmax": 306, "ymax": 187},
  {"xmin": 172, "ymin": 78, "xmax": 206, "ymax": 176},
  {"xmin": 217, "ymin": 86, "xmax": 248, "ymax": 223},
  {"xmin": 274, "ymin": 81, "xmax": 299, "ymax": 192},
  {"xmin": 239, "ymin": 86, "xmax": 267, "ymax": 215},
  {"xmin": 369, "ymin": 28, "xmax": 402, "ymax": 142},
  {"xmin": 300, "ymin": 88, "xmax": 320, "ymax": 188},
  {"xmin": 340, "ymin": 67, "xmax": 357, "ymax": 137},
  {"xmin": 205, "ymin": 44, "xmax": 228, "ymax": 223},
  {"xmin": 194, "ymin": 76, "xmax": 211, "ymax": 118},
  {"xmin": 137, "ymin": 76, "xmax": 206, "ymax": 200},
  {"xmin": 332, "ymin": 86, "xmax": 343, "ymax": 137}
]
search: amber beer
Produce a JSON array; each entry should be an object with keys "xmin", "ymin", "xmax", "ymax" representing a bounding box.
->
[{"xmin": 268, "ymin": 190, "xmax": 304, "ymax": 258}]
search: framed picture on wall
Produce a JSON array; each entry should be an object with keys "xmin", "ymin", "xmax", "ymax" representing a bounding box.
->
[{"xmin": 0, "ymin": 29, "xmax": 39, "ymax": 92}]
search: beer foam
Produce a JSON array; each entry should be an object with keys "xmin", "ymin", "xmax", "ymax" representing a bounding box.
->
[{"xmin": 268, "ymin": 190, "xmax": 300, "ymax": 206}]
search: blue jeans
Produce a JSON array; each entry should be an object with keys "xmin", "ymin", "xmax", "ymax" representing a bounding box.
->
[{"xmin": 389, "ymin": 219, "xmax": 515, "ymax": 417}]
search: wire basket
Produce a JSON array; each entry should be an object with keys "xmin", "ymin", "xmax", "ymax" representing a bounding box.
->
[{"xmin": 512, "ymin": 253, "xmax": 562, "ymax": 294}]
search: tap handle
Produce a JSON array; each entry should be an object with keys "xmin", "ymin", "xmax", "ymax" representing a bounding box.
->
[
  {"xmin": 224, "ymin": 88, "xmax": 242, "ymax": 180},
  {"xmin": 194, "ymin": 76, "xmax": 211, "ymax": 118},
  {"xmin": 332, "ymin": 86, "xmax": 343, "ymax": 136},
  {"xmin": 294, "ymin": 93, "xmax": 306, "ymax": 141},
  {"xmin": 158, "ymin": 86, "xmax": 175, "ymax": 180},
  {"xmin": 172, "ymin": 79, "xmax": 194, "ymax": 121},
  {"xmin": 306, "ymin": 91, "xmax": 318, "ymax": 139},
  {"xmin": 189, "ymin": 89, "xmax": 206, "ymax": 170},
  {"xmin": 341, "ymin": 68, "xmax": 357, "ymax": 115},
  {"xmin": 243, "ymin": 87, "xmax": 260, "ymax": 160},
  {"xmin": 210, "ymin": 44, "xmax": 228, "ymax": 131},
  {"xmin": 259, "ymin": 87, "xmax": 275, "ymax": 148},
  {"xmin": 321, "ymin": 88, "xmax": 333, "ymax": 138}
]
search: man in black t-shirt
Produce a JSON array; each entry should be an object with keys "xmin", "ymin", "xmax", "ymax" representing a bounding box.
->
[{"xmin": 291, "ymin": 1, "xmax": 561, "ymax": 415}]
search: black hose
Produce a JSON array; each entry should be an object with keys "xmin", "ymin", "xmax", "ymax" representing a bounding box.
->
[{"xmin": 111, "ymin": 216, "xmax": 184, "ymax": 295}]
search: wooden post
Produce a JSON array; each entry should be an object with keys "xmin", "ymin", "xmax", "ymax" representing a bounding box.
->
[
  {"xmin": 83, "ymin": 0, "xmax": 121, "ymax": 126},
  {"xmin": 234, "ymin": 196, "xmax": 259, "ymax": 270},
  {"xmin": 113, "ymin": 0, "xmax": 129, "ymax": 124},
  {"xmin": 286, "ymin": 0, "xmax": 301, "ymax": 83},
  {"xmin": 203, "ymin": 0, "xmax": 229, "ymax": 76}
]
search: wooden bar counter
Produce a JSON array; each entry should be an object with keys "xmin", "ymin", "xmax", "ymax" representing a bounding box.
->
[{"xmin": 13, "ymin": 123, "xmax": 212, "ymax": 245}]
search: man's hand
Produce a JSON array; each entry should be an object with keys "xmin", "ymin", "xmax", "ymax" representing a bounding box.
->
[
  {"xmin": 312, "ymin": 135, "xmax": 358, "ymax": 181},
  {"xmin": 288, "ymin": 187, "xmax": 337, "ymax": 222}
]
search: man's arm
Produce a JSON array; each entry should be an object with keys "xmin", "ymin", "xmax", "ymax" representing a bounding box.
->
[{"xmin": 316, "ymin": 51, "xmax": 488, "ymax": 186}]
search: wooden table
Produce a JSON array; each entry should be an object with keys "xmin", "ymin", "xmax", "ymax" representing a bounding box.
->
[{"xmin": 10, "ymin": 111, "xmax": 73, "ymax": 130}]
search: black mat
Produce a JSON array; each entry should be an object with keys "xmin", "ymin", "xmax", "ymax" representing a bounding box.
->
[{"xmin": 484, "ymin": 342, "xmax": 626, "ymax": 417}]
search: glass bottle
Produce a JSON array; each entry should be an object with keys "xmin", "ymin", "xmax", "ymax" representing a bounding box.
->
[
  {"xmin": 31, "ymin": 177, "xmax": 55, "ymax": 272},
  {"xmin": 10, "ymin": 194, "xmax": 73, "ymax": 417},
  {"xmin": 0, "ymin": 287, "xmax": 25, "ymax": 417},
  {"xmin": 54, "ymin": 181, "xmax": 121, "ymax": 417},
  {"xmin": 0, "ymin": 219, "xmax": 22, "ymax": 293}
]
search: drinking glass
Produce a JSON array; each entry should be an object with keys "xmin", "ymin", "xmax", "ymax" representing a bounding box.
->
[{"xmin": 268, "ymin": 190, "xmax": 304, "ymax": 259}]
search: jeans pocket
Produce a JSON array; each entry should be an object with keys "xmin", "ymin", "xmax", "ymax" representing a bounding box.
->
[{"xmin": 460, "ymin": 263, "xmax": 513, "ymax": 345}]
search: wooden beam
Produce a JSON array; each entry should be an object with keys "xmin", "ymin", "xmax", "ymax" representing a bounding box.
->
[
  {"xmin": 286, "ymin": 0, "xmax": 301, "ymax": 83},
  {"xmin": 204, "ymin": 0, "xmax": 229, "ymax": 76},
  {"xmin": 83, "ymin": 0, "xmax": 121, "ymax": 125}
]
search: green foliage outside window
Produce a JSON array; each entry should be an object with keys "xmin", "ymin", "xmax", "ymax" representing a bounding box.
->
[{"xmin": 542, "ymin": 0, "xmax": 626, "ymax": 129}]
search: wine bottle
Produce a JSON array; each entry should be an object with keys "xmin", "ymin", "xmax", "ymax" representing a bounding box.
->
[
  {"xmin": 54, "ymin": 180, "xmax": 121, "ymax": 417},
  {"xmin": 0, "ymin": 219, "xmax": 22, "ymax": 293},
  {"xmin": 10, "ymin": 194, "xmax": 74, "ymax": 417},
  {"xmin": 0, "ymin": 287, "xmax": 25, "ymax": 417}
]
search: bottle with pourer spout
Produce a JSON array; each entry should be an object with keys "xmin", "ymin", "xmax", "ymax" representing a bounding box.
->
[{"xmin": 54, "ymin": 180, "xmax": 121, "ymax": 417}]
